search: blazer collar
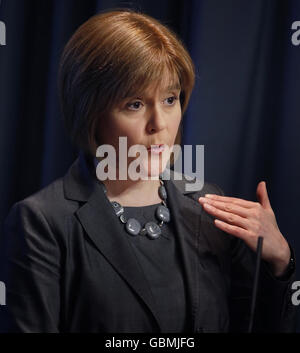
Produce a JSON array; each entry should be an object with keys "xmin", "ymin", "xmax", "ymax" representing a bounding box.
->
[
  {"xmin": 63, "ymin": 151, "xmax": 203, "ymax": 332},
  {"xmin": 63, "ymin": 151, "xmax": 97, "ymax": 202}
]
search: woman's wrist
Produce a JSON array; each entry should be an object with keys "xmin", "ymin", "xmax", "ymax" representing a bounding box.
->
[{"xmin": 269, "ymin": 243, "xmax": 295, "ymax": 279}]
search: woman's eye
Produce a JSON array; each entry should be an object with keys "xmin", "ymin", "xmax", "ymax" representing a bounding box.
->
[
  {"xmin": 126, "ymin": 95, "xmax": 178, "ymax": 111},
  {"xmin": 126, "ymin": 101, "xmax": 142, "ymax": 110},
  {"xmin": 164, "ymin": 96, "xmax": 178, "ymax": 106}
]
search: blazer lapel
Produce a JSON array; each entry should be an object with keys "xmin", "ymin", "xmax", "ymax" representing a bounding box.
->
[
  {"xmin": 163, "ymin": 176, "xmax": 203, "ymax": 332},
  {"xmin": 64, "ymin": 152, "xmax": 163, "ymax": 331}
]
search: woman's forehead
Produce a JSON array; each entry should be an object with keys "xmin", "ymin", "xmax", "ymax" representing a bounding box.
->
[
  {"xmin": 120, "ymin": 71, "xmax": 181, "ymax": 100},
  {"xmin": 143, "ymin": 81, "xmax": 180, "ymax": 94}
]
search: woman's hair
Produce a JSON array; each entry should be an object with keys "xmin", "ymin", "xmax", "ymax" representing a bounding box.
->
[{"xmin": 58, "ymin": 8, "xmax": 195, "ymax": 156}]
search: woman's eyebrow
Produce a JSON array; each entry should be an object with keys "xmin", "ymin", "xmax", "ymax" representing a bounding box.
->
[
  {"xmin": 122, "ymin": 84, "xmax": 181, "ymax": 99},
  {"xmin": 164, "ymin": 84, "xmax": 181, "ymax": 92}
]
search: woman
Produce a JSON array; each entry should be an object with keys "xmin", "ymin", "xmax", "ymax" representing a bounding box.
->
[{"xmin": 0, "ymin": 9, "xmax": 297, "ymax": 333}]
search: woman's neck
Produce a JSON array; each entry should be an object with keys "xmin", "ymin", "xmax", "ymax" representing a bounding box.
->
[{"xmin": 101, "ymin": 178, "xmax": 162, "ymax": 207}]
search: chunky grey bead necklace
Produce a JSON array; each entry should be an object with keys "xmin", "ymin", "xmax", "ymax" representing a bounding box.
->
[{"xmin": 101, "ymin": 177, "xmax": 170, "ymax": 240}]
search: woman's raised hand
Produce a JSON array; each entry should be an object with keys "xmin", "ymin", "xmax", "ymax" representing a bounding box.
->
[{"xmin": 198, "ymin": 181, "xmax": 290, "ymax": 277}]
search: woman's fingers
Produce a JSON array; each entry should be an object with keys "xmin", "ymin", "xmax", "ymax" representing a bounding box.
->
[
  {"xmin": 256, "ymin": 181, "xmax": 272, "ymax": 209},
  {"xmin": 214, "ymin": 219, "xmax": 251, "ymax": 241},
  {"xmin": 198, "ymin": 197, "xmax": 249, "ymax": 218},
  {"xmin": 202, "ymin": 194, "xmax": 259, "ymax": 209},
  {"xmin": 200, "ymin": 201, "xmax": 249, "ymax": 230}
]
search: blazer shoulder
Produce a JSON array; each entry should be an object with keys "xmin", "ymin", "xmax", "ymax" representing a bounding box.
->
[
  {"xmin": 164, "ymin": 168, "xmax": 225, "ymax": 202},
  {"xmin": 4, "ymin": 177, "xmax": 77, "ymax": 239}
]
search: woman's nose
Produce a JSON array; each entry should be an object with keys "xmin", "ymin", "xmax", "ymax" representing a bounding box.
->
[{"xmin": 146, "ymin": 107, "xmax": 167, "ymax": 133}]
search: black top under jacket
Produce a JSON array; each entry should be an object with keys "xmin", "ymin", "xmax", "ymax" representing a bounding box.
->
[{"xmin": 123, "ymin": 203, "xmax": 187, "ymax": 333}]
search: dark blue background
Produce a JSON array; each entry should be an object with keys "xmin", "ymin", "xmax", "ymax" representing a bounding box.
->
[{"xmin": 0, "ymin": 0, "xmax": 299, "ymax": 330}]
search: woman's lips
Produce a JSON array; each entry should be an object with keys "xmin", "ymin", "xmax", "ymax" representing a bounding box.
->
[{"xmin": 147, "ymin": 144, "xmax": 165, "ymax": 154}]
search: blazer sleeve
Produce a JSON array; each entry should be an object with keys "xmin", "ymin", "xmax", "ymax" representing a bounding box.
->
[
  {"xmin": 229, "ymin": 236, "xmax": 297, "ymax": 332},
  {"xmin": 0, "ymin": 200, "xmax": 61, "ymax": 332}
]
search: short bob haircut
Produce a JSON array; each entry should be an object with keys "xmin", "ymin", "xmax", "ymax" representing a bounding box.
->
[{"xmin": 58, "ymin": 8, "xmax": 195, "ymax": 157}]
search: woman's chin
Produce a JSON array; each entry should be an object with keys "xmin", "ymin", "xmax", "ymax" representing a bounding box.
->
[{"xmin": 140, "ymin": 158, "xmax": 168, "ymax": 180}]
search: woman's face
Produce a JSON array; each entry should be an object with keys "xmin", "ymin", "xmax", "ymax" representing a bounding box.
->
[{"xmin": 96, "ymin": 75, "xmax": 182, "ymax": 179}]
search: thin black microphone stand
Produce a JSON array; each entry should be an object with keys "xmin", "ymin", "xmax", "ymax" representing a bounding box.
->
[{"xmin": 248, "ymin": 236, "xmax": 263, "ymax": 333}]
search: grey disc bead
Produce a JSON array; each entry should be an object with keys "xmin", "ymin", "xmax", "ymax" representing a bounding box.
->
[
  {"xmin": 119, "ymin": 214, "xmax": 127, "ymax": 224},
  {"xmin": 125, "ymin": 218, "xmax": 141, "ymax": 236},
  {"xmin": 158, "ymin": 185, "xmax": 167, "ymax": 200},
  {"xmin": 156, "ymin": 205, "xmax": 170, "ymax": 223},
  {"xmin": 111, "ymin": 201, "xmax": 124, "ymax": 217},
  {"xmin": 145, "ymin": 221, "xmax": 162, "ymax": 239}
]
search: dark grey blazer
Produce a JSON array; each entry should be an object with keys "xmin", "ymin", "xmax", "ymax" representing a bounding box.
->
[{"xmin": 0, "ymin": 151, "xmax": 297, "ymax": 332}]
